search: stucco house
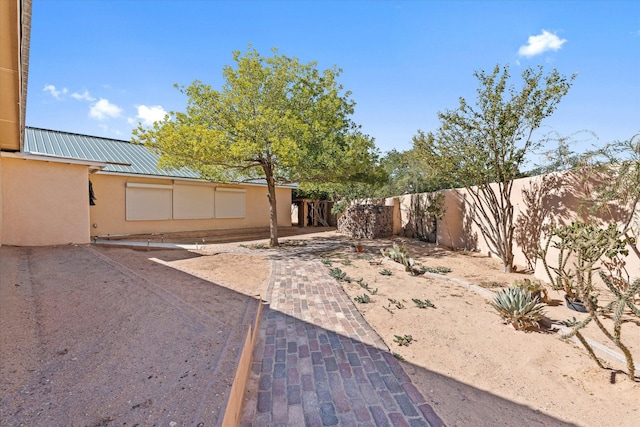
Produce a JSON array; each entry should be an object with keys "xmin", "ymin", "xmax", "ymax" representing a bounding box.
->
[{"xmin": 0, "ymin": 0, "xmax": 291, "ymax": 246}]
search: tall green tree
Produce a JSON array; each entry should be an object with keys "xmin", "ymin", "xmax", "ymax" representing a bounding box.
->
[
  {"xmin": 413, "ymin": 64, "xmax": 575, "ymax": 272},
  {"xmin": 133, "ymin": 47, "xmax": 380, "ymax": 246},
  {"xmin": 379, "ymin": 148, "xmax": 459, "ymax": 196}
]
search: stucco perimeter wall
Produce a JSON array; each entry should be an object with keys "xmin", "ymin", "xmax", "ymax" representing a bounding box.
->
[
  {"xmin": 394, "ymin": 169, "xmax": 639, "ymax": 282},
  {"xmin": 89, "ymin": 173, "xmax": 291, "ymax": 237},
  {"xmin": 1, "ymin": 157, "xmax": 90, "ymax": 246}
]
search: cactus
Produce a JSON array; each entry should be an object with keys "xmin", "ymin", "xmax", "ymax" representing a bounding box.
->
[{"xmin": 539, "ymin": 221, "xmax": 639, "ymax": 379}]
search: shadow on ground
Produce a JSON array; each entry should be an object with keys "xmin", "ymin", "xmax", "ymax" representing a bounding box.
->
[{"xmin": 1, "ymin": 241, "xmax": 576, "ymax": 426}]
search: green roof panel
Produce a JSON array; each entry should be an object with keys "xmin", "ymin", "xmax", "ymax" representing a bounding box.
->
[{"xmin": 24, "ymin": 127, "xmax": 200, "ymax": 178}]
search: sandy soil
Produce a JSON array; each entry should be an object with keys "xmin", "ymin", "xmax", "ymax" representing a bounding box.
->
[
  {"xmin": 187, "ymin": 233, "xmax": 640, "ymax": 427},
  {"xmin": 0, "ymin": 245, "xmax": 261, "ymax": 426},
  {"xmin": 312, "ymin": 236, "xmax": 640, "ymax": 427},
  {"xmin": 2, "ymin": 232, "xmax": 638, "ymax": 426}
]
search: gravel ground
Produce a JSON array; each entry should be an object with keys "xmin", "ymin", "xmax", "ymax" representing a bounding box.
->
[{"xmin": 0, "ymin": 245, "xmax": 258, "ymax": 427}]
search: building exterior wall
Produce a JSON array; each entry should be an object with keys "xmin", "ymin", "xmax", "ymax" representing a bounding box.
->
[
  {"xmin": 1, "ymin": 157, "xmax": 90, "ymax": 245},
  {"xmin": 89, "ymin": 173, "xmax": 291, "ymax": 237},
  {"xmin": 0, "ymin": 0, "xmax": 21, "ymax": 151},
  {"xmin": 0, "ymin": 159, "xmax": 4, "ymax": 246}
]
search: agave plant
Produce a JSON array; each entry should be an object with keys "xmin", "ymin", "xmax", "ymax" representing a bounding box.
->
[{"xmin": 490, "ymin": 287, "xmax": 546, "ymax": 331}]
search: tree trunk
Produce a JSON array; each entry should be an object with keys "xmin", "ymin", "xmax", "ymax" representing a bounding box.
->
[{"xmin": 263, "ymin": 165, "xmax": 279, "ymax": 247}]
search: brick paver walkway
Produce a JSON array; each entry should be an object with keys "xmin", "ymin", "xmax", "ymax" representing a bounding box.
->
[{"xmin": 240, "ymin": 256, "xmax": 445, "ymax": 426}]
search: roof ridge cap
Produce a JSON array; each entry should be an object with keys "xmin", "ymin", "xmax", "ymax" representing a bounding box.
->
[{"xmin": 26, "ymin": 126, "xmax": 134, "ymax": 144}]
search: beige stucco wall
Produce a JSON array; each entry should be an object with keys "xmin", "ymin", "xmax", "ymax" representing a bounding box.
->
[
  {"xmin": 0, "ymin": 0, "xmax": 21, "ymax": 151},
  {"xmin": 0, "ymin": 158, "xmax": 4, "ymax": 246},
  {"xmin": 394, "ymin": 169, "xmax": 640, "ymax": 282},
  {"xmin": 89, "ymin": 173, "xmax": 291, "ymax": 237},
  {"xmin": 1, "ymin": 157, "xmax": 90, "ymax": 245}
]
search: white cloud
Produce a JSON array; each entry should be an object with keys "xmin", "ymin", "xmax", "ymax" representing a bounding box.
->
[
  {"xmin": 71, "ymin": 90, "xmax": 95, "ymax": 101},
  {"xmin": 136, "ymin": 105, "xmax": 167, "ymax": 126},
  {"xmin": 89, "ymin": 98, "xmax": 123, "ymax": 120},
  {"xmin": 43, "ymin": 84, "xmax": 68, "ymax": 99},
  {"xmin": 518, "ymin": 30, "xmax": 567, "ymax": 57}
]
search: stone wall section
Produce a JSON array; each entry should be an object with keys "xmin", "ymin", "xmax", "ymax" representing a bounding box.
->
[{"xmin": 337, "ymin": 204, "xmax": 394, "ymax": 239}]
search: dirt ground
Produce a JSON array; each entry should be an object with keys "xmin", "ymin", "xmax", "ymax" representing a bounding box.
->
[
  {"xmin": 311, "ymin": 236, "xmax": 640, "ymax": 427},
  {"xmin": 186, "ymin": 232, "xmax": 639, "ymax": 427},
  {"xmin": 2, "ymin": 231, "xmax": 639, "ymax": 426},
  {"xmin": 0, "ymin": 245, "xmax": 262, "ymax": 426}
]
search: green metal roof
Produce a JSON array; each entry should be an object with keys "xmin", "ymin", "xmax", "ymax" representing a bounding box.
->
[
  {"xmin": 24, "ymin": 127, "xmax": 201, "ymax": 179},
  {"xmin": 23, "ymin": 127, "xmax": 297, "ymax": 188}
]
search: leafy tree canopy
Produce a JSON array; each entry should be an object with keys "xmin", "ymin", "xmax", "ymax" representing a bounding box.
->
[
  {"xmin": 413, "ymin": 64, "xmax": 575, "ymax": 271},
  {"xmin": 379, "ymin": 148, "xmax": 458, "ymax": 195},
  {"xmin": 132, "ymin": 46, "xmax": 382, "ymax": 245},
  {"xmin": 414, "ymin": 64, "xmax": 576, "ymax": 188}
]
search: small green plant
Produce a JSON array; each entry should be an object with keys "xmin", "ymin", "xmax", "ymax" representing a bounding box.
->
[
  {"xmin": 383, "ymin": 305, "xmax": 395, "ymax": 315},
  {"xmin": 381, "ymin": 243, "xmax": 418, "ymax": 273},
  {"xmin": 393, "ymin": 334, "xmax": 413, "ymax": 346},
  {"xmin": 321, "ymin": 258, "xmax": 332, "ymax": 265},
  {"xmin": 388, "ymin": 298, "xmax": 405, "ymax": 309},
  {"xmin": 329, "ymin": 267, "xmax": 351, "ymax": 282},
  {"xmin": 419, "ymin": 266, "xmax": 452, "ymax": 274},
  {"xmin": 490, "ymin": 287, "xmax": 546, "ymax": 331},
  {"xmin": 381, "ymin": 243, "xmax": 409, "ymax": 263},
  {"xmin": 356, "ymin": 278, "xmax": 378, "ymax": 295},
  {"xmin": 512, "ymin": 278, "xmax": 548, "ymax": 303},
  {"xmin": 354, "ymin": 294, "xmax": 371, "ymax": 304},
  {"xmin": 403, "ymin": 256, "xmax": 416, "ymax": 272},
  {"xmin": 379, "ymin": 269, "xmax": 393, "ymax": 276},
  {"xmin": 341, "ymin": 260, "xmax": 352, "ymax": 266},
  {"xmin": 392, "ymin": 352, "xmax": 405, "ymax": 361},
  {"xmin": 412, "ymin": 298, "xmax": 435, "ymax": 309}
]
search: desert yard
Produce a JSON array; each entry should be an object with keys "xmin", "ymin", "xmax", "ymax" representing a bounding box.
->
[
  {"xmin": 177, "ymin": 232, "xmax": 639, "ymax": 426},
  {"xmin": 2, "ymin": 230, "xmax": 638, "ymax": 426},
  {"xmin": 309, "ymin": 236, "xmax": 640, "ymax": 426}
]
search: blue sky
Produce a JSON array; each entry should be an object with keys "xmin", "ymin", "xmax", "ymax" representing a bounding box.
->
[{"xmin": 27, "ymin": 0, "xmax": 640, "ymax": 160}]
